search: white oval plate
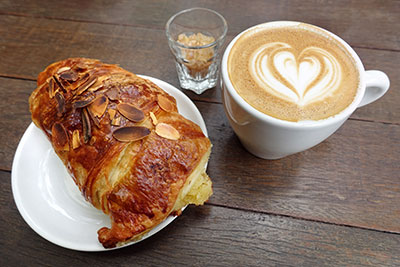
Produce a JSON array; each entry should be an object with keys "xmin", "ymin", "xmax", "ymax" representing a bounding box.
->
[{"xmin": 11, "ymin": 75, "xmax": 207, "ymax": 252}]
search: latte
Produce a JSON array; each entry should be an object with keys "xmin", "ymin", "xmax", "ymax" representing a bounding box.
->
[{"xmin": 228, "ymin": 23, "xmax": 360, "ymax": 121}]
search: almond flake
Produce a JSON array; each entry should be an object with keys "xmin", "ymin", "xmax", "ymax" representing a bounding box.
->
[
  {"xmin": 59, "ymin": 69, "xmax": 79, "ymax": 82},
  {"xmin": 78, "ymin": 73, "xmax": 89, "ymax": 84},
  {"xmin": 112, "ymin": 126, "xmax": 150, "ymax": 142},
  {"xmin": 53, "ymin": 75, "xmax": 66, "ymax": 92},
  {"xmin": 48, "ymin": 77, "xmax": 58, "ymax": 98},
  {"xmin": 157, "ymin": 95, "xmax": 174, "ymax": 113},
  {"xmin": 72, "ymin": 96, "xmax": 95, "ymax": 110},
  {"xmin": 108, "ymin": 109, "xmax": 116, "ymax": 120},
  {"xmin": 57, "ymin": 67, "xmax": 71, "ymax": 74},
  {"xmin": 52, "ymin": 123, "xmax": 69, "ymax": 151},
  {"xmin": 74, "ymin": 62, "xmax": 88, "ymax": 71},
  {"xmin": 70, "ymin": 73, "xmax": 88, "ymax": 91},
  {"xmin": 72, "ymin": 129, "xmax": 81, "ymax": 149},
  {"xmin": 111, "ymin": 115, "xmax": 121, "ymax": 126},
  {"xmin": 105, "ymin": 87, "xmax": 119, "ymax": 100},
  {"xmin": 88, "ymin": 84, "xmax": 103, "ymax": 92},
  {"xmin": 82, "ymin": 108, "xmax": 91, "ymax": 144},
  {"xmin": 155, "ymin": 123, "xmax": 180, "ymax": 140},
  {"xmin": 149, "ymin": 111, "xmax": 158, "ymax": 125},
  {"xmin": 55, "ymin": 91, "xmax": 66, "ymax": 117},
  {"xmin": 87, "ymin": 106, "xmax": 100, "ymax": 128},
  {"xmin": 89, "ymin": 95, "xmax": 108, "ymax": 118},
  {"xmin": 117, "ymin": 103, "xmax": 144, "ymax": 122},
  {"xmin": 76, "ymin": 76, "xmax": 98, "ymax": 95},
  {"xmin": 89, "ymin": 136, "xmax": 97, "ymax": 146}
]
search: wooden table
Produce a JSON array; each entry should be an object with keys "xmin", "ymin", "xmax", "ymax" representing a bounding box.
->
[{"xmin": 1, "ymin": 1, "xmax": 399, "ymax": 266}]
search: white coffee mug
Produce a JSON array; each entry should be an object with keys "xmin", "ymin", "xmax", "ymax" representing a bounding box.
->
[{"xmin": 221, "ymin": 21, "xmax": 390, "ymax": 159}]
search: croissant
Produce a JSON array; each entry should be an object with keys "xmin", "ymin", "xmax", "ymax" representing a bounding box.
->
[{"xmin": 29, "ymin": 58, "xmax": 212, "ymax": 248}]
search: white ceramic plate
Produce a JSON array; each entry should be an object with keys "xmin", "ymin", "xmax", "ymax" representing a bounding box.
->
[{"xmin": 11, "ymin": 75, "xmax": 207, "ymax": 252}]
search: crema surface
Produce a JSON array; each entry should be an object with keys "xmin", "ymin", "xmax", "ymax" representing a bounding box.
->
[{"xmin": 228, "ymin": 24, "xmax": 360, "ymax": 121}]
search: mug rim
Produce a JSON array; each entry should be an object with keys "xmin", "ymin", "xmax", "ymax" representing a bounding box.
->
[{"xmin": 221, "ymin": 21, "xmax": 366, "ymax": 129}]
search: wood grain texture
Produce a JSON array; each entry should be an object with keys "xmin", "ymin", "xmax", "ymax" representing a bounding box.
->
[
  {"xmin": 1, "ymin": 1, "xmax": 400, "ymax": 264},
  {"xmin": 0, "ymin": 78, "xmax": 33, "ymax": 170},
  {"xmin": 0, "ymin": 15, "xmax": 398, "ymax": 123},
  {"xmin": 351, "ymin": 47, "xmax": 400, "ymax": 124},
  {"xmin": 1, "ymin": 0, "xmax": 399, "ymax": 50},
  {"xmin": 200, "ymin": 102, "xmax": 400, "ymax": 233},
  {"xmin": 1, "ymin": 170, "xmax": 399, "ymax": 267}
]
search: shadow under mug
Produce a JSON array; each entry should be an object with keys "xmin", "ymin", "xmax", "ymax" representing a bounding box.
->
[{"xmin": 221, "ymin": 21, "xmax": 390, "ymax": 160}]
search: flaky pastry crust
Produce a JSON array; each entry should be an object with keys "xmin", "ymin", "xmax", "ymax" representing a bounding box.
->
[{"xmin": 29, "ymin": 58, "xmax": 212, "ymax": 248}]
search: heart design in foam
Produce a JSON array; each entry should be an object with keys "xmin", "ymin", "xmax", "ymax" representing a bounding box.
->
[{"xmin": 249, "ymin": 42, "xmax": 341, "ymax": 106}]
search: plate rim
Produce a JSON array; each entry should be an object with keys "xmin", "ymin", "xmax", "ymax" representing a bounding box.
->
[{"xmin": 11, "ymin": 75, "xmax": 207, "ymax": 251}]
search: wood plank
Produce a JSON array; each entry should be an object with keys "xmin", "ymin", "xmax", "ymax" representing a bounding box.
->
[
  {"xmin": 1, "ymin": 0, "xmax": 399, "ymax": 50},
  {"xmin": 1, "ymin": 79, "xmax": 399, "ymax": 233},
  {"xmin": 2, "ymin": 1, "xmax": 399, "ymax": 265},
  {"xmin": 200, "ymin": 102, "xmax": 400, "ymax": 233},
  {"xmin": 0, "ymin": 15, "xmax": 399, "ymax": 123},
  {"xmin": 352, "ymin": 47, "xmax": 400, "ymax": 124},
  {"xmin": 1, "ymin": 170, "xmax": 399, "ymax": 266},
  {"xmin": 0, "ymin": 15, "xmax": 179, "ymax": 85},
  {"xmin": 0, "ymin": 78, "xmax": 33, "ymax": 170}
]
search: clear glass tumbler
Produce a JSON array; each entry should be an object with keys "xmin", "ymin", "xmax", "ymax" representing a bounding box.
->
[{"xmin": 166, "ymin": 8, "xmax": 227, "ymax": 94}]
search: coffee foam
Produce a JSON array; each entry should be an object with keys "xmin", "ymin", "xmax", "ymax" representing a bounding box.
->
[{"xmin": 228, "ymin": 24, "xmax": 360, "ymax": 121}]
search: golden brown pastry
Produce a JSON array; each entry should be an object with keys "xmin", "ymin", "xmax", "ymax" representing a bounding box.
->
[{"xmin": 29, "ymin": 58, "xmax": 212, "ymax": 248}]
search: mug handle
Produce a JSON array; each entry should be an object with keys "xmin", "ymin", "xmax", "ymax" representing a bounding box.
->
[{"xmin": 358, "ymin": 70, "xmax": 390, "ymax": 107}]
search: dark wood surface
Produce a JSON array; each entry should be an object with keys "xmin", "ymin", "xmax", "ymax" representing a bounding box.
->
[{"xmin": 0, "ymin": 1, "xmax": 399, "ymax": 266}]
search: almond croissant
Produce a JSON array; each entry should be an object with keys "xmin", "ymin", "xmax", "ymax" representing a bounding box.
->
[{"xmin": 29, "ymin": 58, "xmax": 212, "ymax": 248}]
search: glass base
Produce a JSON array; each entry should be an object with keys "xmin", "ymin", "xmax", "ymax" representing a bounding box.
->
[
  {"xmin": 179, "ymin": 78, "xmax": 217, "ymax": 94},
  {"xmin": 175, "ymin": 61, "xmax": 219, "ymax": 94}
]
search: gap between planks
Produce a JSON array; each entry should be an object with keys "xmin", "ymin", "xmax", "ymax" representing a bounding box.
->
[
  {"xmin": 0, "ymin": 11, "xmax": 163, "ymax": 31},
  {"xmin": 0, "ymin": 12, "xmax": 399, "ymax": 53},
  {"xmin": 204, "ymin": 202, "xmax": 400, "ymax": 236}
]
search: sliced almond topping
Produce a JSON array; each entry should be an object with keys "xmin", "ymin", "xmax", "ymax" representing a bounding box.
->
[
  {"xmin": 87, "ymin": 106, "xmax": 100, "ymax": 128},
  {"xmin": 111, "ymin": 115, "xmax": 121, "ymax": 126},
  {"xmin": 88, "ymin": 84, "xmax": 103, "ymax": 92},
  {"xmin": 55, "ymin": 91, "xmax": 66, "ymax": 117},
  {"xmin": 57, "ymin": 67, "xmax": 71, "ymax": 74},
  {"xmin": 52, "ymin": 123, "xmax": 69, "ymax": 151},
  {"xmin": 105, "ymin": 87, "xmax": 119, "ymax": 100},
  {"xmin": 53, "ymin": 75, "xmax": 66, "ymax": 92},
  {"xmin": 79, "ymin": 73, "xmax": 89, "ymax": 83},
  {"xmin": 59, "ymin": 69, "xmax": 79, "ymax": 82},
  {"xmin": 157, "ymin": 95, "xmax": 174, "ymax": 113},
  {"xmin": 113, "ymin": 126, "xmax": 150, "ymax": 142},
  {"xmin": 108, "ymin": 109, "xmax": 116, "ymax": 120},
  {"xmin": 72, "ymin": 96, "xmax": 95, "ymax": 110},
  {"xmin": 82, "ymin": 109, "xmax": 91, "ymax": 144},
  {"xmin": 72, "ymin": 129, "xmax": 81, "ymax": 149},
  {"xmin": 74, "ymin": 62, "xmax": 88, "ymax": 71},
  {"xmin": 76, "ymin": 76, "xmax": 98, "ymax": 95},
  {"xmin": 89, "ymin": 136, "xmax": 97, "ymax": 146},
  {"xmin": 70, "ymin": 73, "xmax": 88, "ymax": 91},
  {"xmin": 89, "ymin": 95, "xmax": 108, "ymax": 118},
  {"xmin": 155, "ymin": 123, "xmax": 180, "ymax": 140},
  {"xmin": 48, "ymin": 77, "xmax": 58, "ymax": 98},
  {"xmin": 149, "ymin": 111, "xmax": 158, "ymax": 125},
  {"xmin": 117, "ymin": 103, "xmax": 144, "ymax": 122}
]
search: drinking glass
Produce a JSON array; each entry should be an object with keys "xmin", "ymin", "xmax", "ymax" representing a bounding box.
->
[{"xmin": 166, "ymin": 8, "xmax": 227, "ymax": 94}]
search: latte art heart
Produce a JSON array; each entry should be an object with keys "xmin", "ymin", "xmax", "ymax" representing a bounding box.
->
[
  {"xmin": 227, "ymin": 24, "xmax": 360, "ymax": 121},
  {"xmin": 249, "ymin": 42, "xmax": 341, "ymax": 106}
]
